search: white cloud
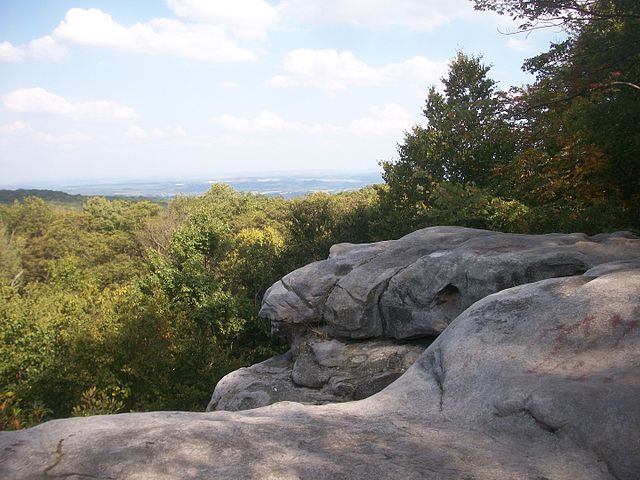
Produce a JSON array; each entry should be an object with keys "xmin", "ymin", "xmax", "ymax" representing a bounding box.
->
[
  {"xmin": 269, "ymin": 49, "xmax": 447, "ymax": 92},
  {"xmin": 1, "ymin": 87, "xmax": 137, "ymax": 122},
  {"xmin": 34, "ymin": 132, "xmax": 93, "ymax": 144},
  {"xmin": 279, "ymin": 0, "xmax": 472, "ymax": 30},
  {"xmin": 269, "ymin": 49, "xmax": 378, "ymax": 92},
  {"xmin": 214, "ymin": 110, "xmax": 325, "ymax": 135},
  {"xmin": 348, "ymin": 104, "xmax": 414, "ymax": 136},
  {"xmin": 166, "ymin": 0, "xmax": 278, "ymax": 39},
  {"xmin": 165, "ymin": 0, "xmax": 472, "ymax": 36},
  {"xmin": 53, "ymin": 8, "xmax": 255, "ymax": 62},
  {"xmin": 382, "ymin": 56, "xmax": 447, "ymax": 82},
  {"xmin": 0, "ymin": 37, "xmax": 69, "ymax": 63},
  {"xmin": 27, "ymin": 36, "xmax": 70, "ymax": 62},
  {"xmin": 2, "ymin": 1, "xmax": 484, "ymax": 66},
  {"xmin": 127, "ymin": 125, "xmax": 188, "ymax": 140},
  {"xmin": 0, "ymin": 121, "xmax": 33, "ymax": 136},
  {"xmin": 153, "ymin": 126, "xmax": 187, "ymax": 138},
  {"xmin": 0, "ymin": 121, "xmax": 91, "ymax": 147},
  {"xmin": 126, "ymin": 126, "xmax": 149, "ymax": 139},
  {"xmin": 214, "ymin": 104, "xmax": 416, "ymax": 138},
  {"xmin": 267, "ymin": 75, "xmax": 296, "ymax": 88},
  {"xmin": 0, "ymin": 41, "xmax": 26, "ymax": 62}
]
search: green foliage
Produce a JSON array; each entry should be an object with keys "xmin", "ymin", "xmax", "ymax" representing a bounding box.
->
[
  {"xmin": 381, "ymin": 52, "xmax": 517, "ymax": 231},
  {"xmin": 0, "ymin": 221, "xmax": 24, "ymax": 288},
  {"xmin": 0, "ymin": 197, "xmax": 54, "ymax": 239},
  {"xmin": 0, "ymin": 189, "xmax": 296, "ymax": 426},
  {"xmin": 83, "ymin": 197, "xmax": 160, "ymax": 234},
  {"xmin": 390, "ymin": 52, "xmax": 515, "ymax": 187},
  {"xmin": 382, "ymin": 5, "xmax": 639, "ymax": 234},
  {"xmin": 0, "ymin": 189, "xmax": 85, "ymax": 206},
  {"xmin": 471, "ymin": 0, "xmax": 640, "ymax": 231},
  {"xmin": 225, "ymin": 227, "xmax": 285, "ymax": 306},
  {"xmin": 0, "ymin": 390, "xmax": 50, "ymax": 430},
  {"xmin": 424, "ymin": 182, "xmax": 531, "ymax": 233},
  {"xmin": 71, "ymin": 386, "xmax": 127, "ymax": 417},
  {"xmin": 285, "ymin": 188, "xmax": 381, "ymax": 265},
  {"xmin": 0, "ymin": 189, "xmax": 166, "ymax": 208}
]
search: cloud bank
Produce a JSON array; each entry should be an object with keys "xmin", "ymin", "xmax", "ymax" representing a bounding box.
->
[{"xmin": 1, "ymin": 87, "xmax": 136, "ymax": 122}]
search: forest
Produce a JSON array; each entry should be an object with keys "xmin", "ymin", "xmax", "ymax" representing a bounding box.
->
[{"xmin": 1, "ymin": 0, "xmax": 638, "ymax": 429}]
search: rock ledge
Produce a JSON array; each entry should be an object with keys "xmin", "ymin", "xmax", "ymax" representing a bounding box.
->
[{"xmin": 211, "ymin": 226, "xmax": 640, "ymax": 411}]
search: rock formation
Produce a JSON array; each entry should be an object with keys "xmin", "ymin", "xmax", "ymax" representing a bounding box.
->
[
  {"xmin": 1, "ymin": 257, "xmax": 639, "ymax": 479},
  {"xmin": 209, "ymin": 339, "xmax": 427, "ymax": 411},
  {"xmin": 209, "ymin": 226, "xmax": 640, "ymax": 411}
]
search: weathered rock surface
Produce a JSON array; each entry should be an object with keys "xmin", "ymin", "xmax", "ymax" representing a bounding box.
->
[
  {"xmin": 211, "ymin": 227, "xmax": 640, "ymax": 411},
  {"xmin": 208, "ymin": 337, "xmax": 428, "ymax": 411},
  {"xmin": 375, "ymin": 266, "xmax": 640, "ymax": 479},
  {"xmin": 2, "ymin": 265, "xmax": 639, "ymax": 479},
  {"xmin": 262, "ymin": 227, "xmax": 640, "ymax": 340}
]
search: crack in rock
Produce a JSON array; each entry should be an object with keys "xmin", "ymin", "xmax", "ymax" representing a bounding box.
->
[
  {"xmin": 376, "ymin": 264, "xmax": 416, "ymax": 335},
  {"xmin": 43, "ymin": 436, "xmax": 115, "ymax": 479},
  {"xmin": 423, "ymin": 347, "xmax": 445, "ymax": 411},
  {"xmin": 350, "ymin": 246, "xmax": 391, "ymax": 270},
  {"xmin": 43, "ymin": 438, "xmax": 65, "ymax": 476},
  {"xmin": 47, "ymin": 473, "xmax": 115, "ymax": 480},
  {"xmin": 280, "ymin": 278, "xmax": 316, "ymax": 313},
  {"xmin": 318, "ymin": 277, "xmax": 341, "ymax": 313},
  {"xmin": 375, "ymin": 277, "xmax": 395, "ymax": 335},
  {"xmin": 494, "ymin": 406, "xmax": 563, "ymax": 435},
  {"xmin": 594, "ymin": 448, "xmax": 621, "ymax": 480},
  {"xmin": 335, "ymin": 283, "xmax": 367, "ymax": 307},
  {"xmin": 43, "ymin": 436, "xmax": 116, "ymax": 479},
  {"xmin": 310, "ymin": 248, "xmax": 391, "ymax": 327}
]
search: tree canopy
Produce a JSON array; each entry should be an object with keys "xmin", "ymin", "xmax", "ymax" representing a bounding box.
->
[{"xmin": 382, "ymin": 0, "xmax": 639, "ymax": 233}]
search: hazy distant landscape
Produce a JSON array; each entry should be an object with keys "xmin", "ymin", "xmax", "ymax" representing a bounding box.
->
[{"xmin": 1, "ymin": 171, "xmax": 382, "ymax": 199}]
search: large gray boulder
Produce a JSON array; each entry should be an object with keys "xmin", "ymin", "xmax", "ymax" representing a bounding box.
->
[
  {"xmin": 2, "ymin": 266, "xmax": 639, "ymax": 479},
  {"xmin": 211, "ymin": 227, "xmax": 640, "ymax": 411},
  {"xmin": 375, "ymin": 267, "xmax": 640, "ymax": 479},
  {"xmin": 262, "ymin": 227, "xmax": 640, "ymax": 340}
]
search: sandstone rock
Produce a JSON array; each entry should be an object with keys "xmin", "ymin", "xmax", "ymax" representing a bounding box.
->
[
  {"xmin": 206, "ymin": 352, "xmax": 337, "ymax": 411},
  {"xmin": 261, "ymin": 227, "xmax": 640, "ymax": 341},
  {"xmin": 371, "ymin": 266, "xmax": 640, "ymax": 480},
  {"xmin": 207, "ymin": 337, "xmax": 427, "ymax": 411},
  {"xmin": 213, "ymin": 227, "xmax": 640, "ymax": 412},
  {"xmin": 2, "ymin": 266, "xmax": 638, "ymax": 479},
  {"xmin": 583, "ymin": 259, "xmax": 640, "ymax": 277}
]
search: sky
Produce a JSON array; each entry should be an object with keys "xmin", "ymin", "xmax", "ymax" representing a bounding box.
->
[{"xmin": 0, "ymin": 0, "xmax": 565, "ymax": 185}]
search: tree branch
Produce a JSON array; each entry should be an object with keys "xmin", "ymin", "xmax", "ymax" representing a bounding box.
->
[
  {"xmin": 10, "ymin": 270, "xmax": 24, "ymax": 288},
  {"xmin": 609, "ymin": 81, "xmax": 640, "ymax": 91}
]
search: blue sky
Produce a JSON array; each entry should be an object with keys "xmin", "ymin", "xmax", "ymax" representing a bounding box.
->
[{"xmin": 0, "ymin": 0, "xmax": 564, "ymax": 185}]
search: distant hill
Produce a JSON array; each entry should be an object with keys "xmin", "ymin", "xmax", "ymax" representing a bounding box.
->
[
  {"xmin": 0, "ymin": 189, "xmax": 168, "ymax": 206},
  {"xmin": 0, "ymin": 189, "xmax": 86, "ymax": 206},
  {"xmin": 0, "ymin": 173, "xmax": 383, "ymax": 206}
]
